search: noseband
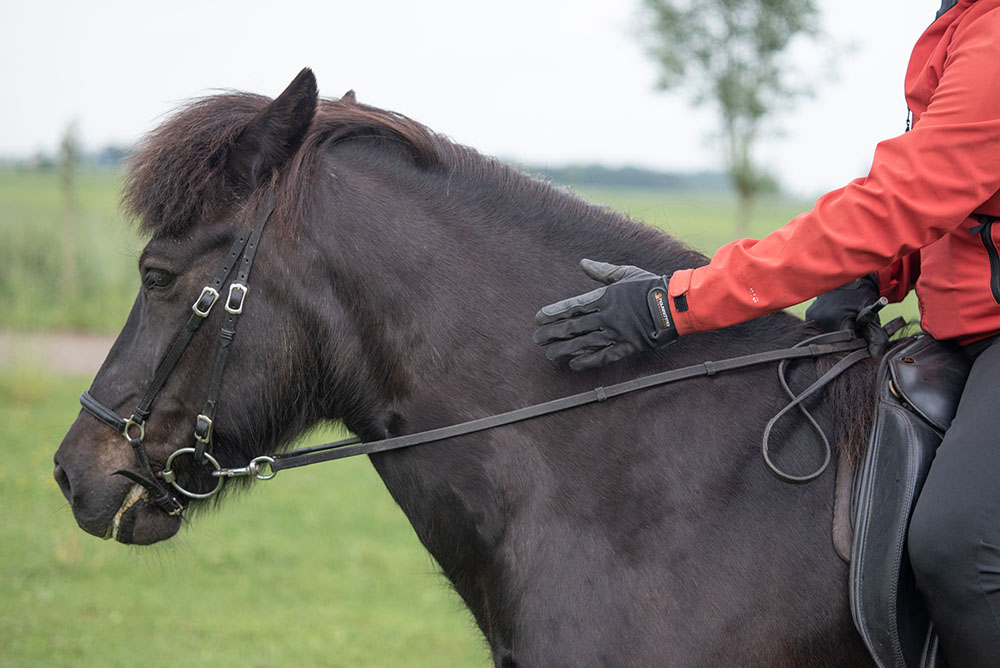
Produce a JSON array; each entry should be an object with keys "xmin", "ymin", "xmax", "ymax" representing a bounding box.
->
[{"xmin": 79, "ymin": 191, "xmax": 278, "ymax": 516}]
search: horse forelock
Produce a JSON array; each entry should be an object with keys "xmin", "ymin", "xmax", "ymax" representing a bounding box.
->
[
  {"xmin": 123, "ymin": 93, "xmax": 263, "ymax": 238},
  {"xmin": 123, "ymin": 91, "xmax": 445, "ymax": 238}
]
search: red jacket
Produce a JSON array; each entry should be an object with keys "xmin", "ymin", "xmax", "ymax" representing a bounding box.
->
[{"xmin": 666, "ymin": 0, "xmax": 1000, "ymax": 345}]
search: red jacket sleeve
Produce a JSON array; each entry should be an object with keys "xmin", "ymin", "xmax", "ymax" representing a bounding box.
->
[
  {"xmin": 876, "ymin": 254, "xmax": 920, "ymax": 303},
  {"xmin": 667, "ymin": 8, "xmax": 1000, "ymax": 335}
]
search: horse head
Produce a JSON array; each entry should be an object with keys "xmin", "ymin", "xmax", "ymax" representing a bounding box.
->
[{"xmin": 53, "ymin": 69, "xmax": 325, "ymax": 544}]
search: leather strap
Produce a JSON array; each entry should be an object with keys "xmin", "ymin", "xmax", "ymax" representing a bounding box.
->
[
  {"xmin": 81, "ymin": 388, "xmax": 127, "ymax": 432},
  {"xmin": 193, "ymin": 191, "xmax": 275, "ymax": 462},
  {"xmin": 133, "ymin": 193, "xmax": 275, "ymax": 424},
  {"xmin": 271, "ymin": 331, "xmax": 869, "ymax": 472},
  {"xmin": 762, "ymin": 345, "xmax": 871, "ymax": 483}
]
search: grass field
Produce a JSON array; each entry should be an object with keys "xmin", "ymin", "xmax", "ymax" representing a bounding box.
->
[
  {"xmin": 0, "ymin": 370, "xmax": 492, "ymax": 667},
  {"xmin": 0, "ymin": 169, "xmax": 140, "ymax": 332}
]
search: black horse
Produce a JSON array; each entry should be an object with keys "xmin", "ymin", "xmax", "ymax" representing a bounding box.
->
[{"xmin": 54, "ymin": 69, "xmax": 876, "ymax": 667}]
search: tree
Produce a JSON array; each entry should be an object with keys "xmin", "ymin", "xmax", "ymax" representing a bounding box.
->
[
  {"xmin": 641, "ymin": 0, "xmax": 822, "ymax": 235},
  {"xmin": 59, "ymin": 122, "xmax": 81, "ymax": 290}
]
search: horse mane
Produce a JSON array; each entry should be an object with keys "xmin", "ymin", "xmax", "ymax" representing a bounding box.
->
[{"xmin": 122, "ymin": 86, "xmax": 697, "ymax": 265}]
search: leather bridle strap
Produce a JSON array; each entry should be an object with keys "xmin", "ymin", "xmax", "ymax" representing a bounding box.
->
[
  {"xmin": 192, "ymin": 192, "xmax": 274, "ymax": 462},
  {"xmin": 80, "ymin": 389, "xmax": 128, "ymax": 433},
  {"xmin": 133, "ymin": 193, "xmax": 275, "ymax": 424},
  {"xmin": 268, "ymin": 331, "xmax": 870, "ymax": 474}
]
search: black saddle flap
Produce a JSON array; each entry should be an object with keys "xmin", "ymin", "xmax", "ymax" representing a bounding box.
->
[
  {"xmin": 850, "ymin": 335, "xmax": 970, "ymax": 668},
  {"xmin": 888, "ymin": 336, "xmax": 970, "ymax": 432}
]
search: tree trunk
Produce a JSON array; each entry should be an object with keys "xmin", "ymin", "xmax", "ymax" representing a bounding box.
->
[{"xmin": 735, "ymin": 186, "xmax": 752, "ymax": 238}]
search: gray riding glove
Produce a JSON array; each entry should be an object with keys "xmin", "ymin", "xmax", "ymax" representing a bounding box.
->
[{"xmin": 533, "ymin": 259, "xmax": 679, "ymax": 371}]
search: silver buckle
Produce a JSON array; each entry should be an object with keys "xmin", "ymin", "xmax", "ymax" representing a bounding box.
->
[
  {"xmin": 122, "ymin": 415, "xmax": 145, "ymax": 444},
  {"xmin": 225, "ymin": 283, "xmax": 248, "ymax": 314},
  {"xmin": 192, "ymin": 286, "xmax": 220, "ymax": 317},
  {"xmin": 194, "ymin": 414, "xmax": 213, "ymax": 444}
]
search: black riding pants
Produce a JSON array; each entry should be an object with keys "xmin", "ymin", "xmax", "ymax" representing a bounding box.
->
[{"xmin": 908, "ymin": 334, "xmax": 1000, "ymax": 667}]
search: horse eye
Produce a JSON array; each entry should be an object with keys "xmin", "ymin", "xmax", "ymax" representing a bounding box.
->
[{"xmin": 144, "ymin": 269, "xmax": 175, "ymax": 290}]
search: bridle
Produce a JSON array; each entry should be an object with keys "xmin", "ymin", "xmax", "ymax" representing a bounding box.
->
[
  {"xmin": 79, "ymin": 191, "xmax": 278, "ymax": 516},
  {"xmin": 78, "ymin": 187, "xmax": 885, "ymax": 518}
]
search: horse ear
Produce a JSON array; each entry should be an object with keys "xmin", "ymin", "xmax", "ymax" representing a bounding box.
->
[
  {"xmin": 341, "ymin": 90, "xmax": 357, "ymax": 104},
  {"xmin": 227, "ymin": 67, "xmax": 318, "ymax": 194}
]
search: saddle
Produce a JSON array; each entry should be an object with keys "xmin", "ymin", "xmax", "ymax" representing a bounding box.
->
[{"xmin": 848, "ymin": 334, "xmax": 971, "ymax": 668}]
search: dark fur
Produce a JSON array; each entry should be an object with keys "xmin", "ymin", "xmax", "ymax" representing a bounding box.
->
[{"xmin": 58, "ymin": 69, "xmax": 877, "ymax": 666}]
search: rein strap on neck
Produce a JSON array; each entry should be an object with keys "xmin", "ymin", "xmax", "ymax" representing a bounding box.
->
[{"xmin": 267, "ymin": 330, "xmax": 871, "ymax": 477}]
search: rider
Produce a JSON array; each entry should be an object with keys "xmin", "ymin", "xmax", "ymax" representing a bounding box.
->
[{"xmin": 534, "ymin": 1, "xmax": 1000, "ymax": 665}]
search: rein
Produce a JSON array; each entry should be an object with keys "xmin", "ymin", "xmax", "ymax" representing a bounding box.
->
[
  {"xmin": 260, "ymin": 330, "xmax": 870, "ymax": 484},
  {"xmin": 78, "ymin": 188, "xmax": 879, "ymax": 514}
]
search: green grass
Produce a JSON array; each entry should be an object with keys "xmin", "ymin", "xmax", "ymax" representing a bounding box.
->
[
  {"xmin": 576, "ymin": 186, "xmax": 810, "ymax": 255},
  {"xmin": 0, "ymin": 371, "xmax": 491, "ymax": 667},
  {"xmin": 0, "ymin": 168, "xmax": 140, "ymax": 332}
]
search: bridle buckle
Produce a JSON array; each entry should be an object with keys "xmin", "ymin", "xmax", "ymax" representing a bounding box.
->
[
  {"xmin": 192, "ymin": 286, "xmax": 220, "ymax": 317},
  {"xmin": 225, "ymin": 283, "xmax": 248, "ymax": 314},
  {"xmin": 123, "ymin": 415, "xmax": 145, "ymax": 444},
  {"xmin": 194, "ymin": 414, "xmax": 213, "ymax": 445}
]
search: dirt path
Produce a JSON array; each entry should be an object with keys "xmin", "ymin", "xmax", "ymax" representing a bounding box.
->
[{"xmin": 0, "ymin": 331, "xmax": 114, "ymax": 376}]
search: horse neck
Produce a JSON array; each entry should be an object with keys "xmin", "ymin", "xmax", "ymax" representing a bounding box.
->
[
  {"xmin": 304, "ymin": 148, "xmax": 692, "ymax": 426},
  {"xmin": 296, "ymin": 149, "xmax": 697, "ymax": 614},
  {"xmin": 292, "ymin": 148, "xmax": 872, "ymax": 650}
]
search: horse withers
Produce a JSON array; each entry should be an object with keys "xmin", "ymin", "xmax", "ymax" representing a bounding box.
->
[{"xmin": 54, "ymin": 69, "xmax": 877, "ymax": 667}]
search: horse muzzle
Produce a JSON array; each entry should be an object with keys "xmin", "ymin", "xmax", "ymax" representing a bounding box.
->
[{"xmin": 53, "ymin": 454, "xmax": 182, "ymax": 545}]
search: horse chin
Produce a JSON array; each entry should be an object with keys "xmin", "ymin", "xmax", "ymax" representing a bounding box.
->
[{"xmin": 110, "ymin": 485, "xmax": 183, "ymax": 545}]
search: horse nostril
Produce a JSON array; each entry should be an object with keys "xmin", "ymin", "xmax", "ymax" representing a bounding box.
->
[{"xmin": 53, "ymin": 462, "xmax": 73, "ymax": 502}]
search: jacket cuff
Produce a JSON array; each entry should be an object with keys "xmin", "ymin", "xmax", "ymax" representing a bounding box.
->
[{"xmin": 667, "ymin": 268, "xmax": 697, "ymax": 335}]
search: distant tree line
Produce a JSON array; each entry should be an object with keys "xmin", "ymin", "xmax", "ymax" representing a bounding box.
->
[
  {"xmin": 530, "ymin": 164, "xmax": 729, "ymax": 191},
  {"xmin": 1, "ymin": 144, "xmax": 129, "ymax": 171}
]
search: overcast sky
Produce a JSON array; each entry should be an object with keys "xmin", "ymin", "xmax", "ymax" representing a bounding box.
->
[{"xmin": 3, "ymin": 0, "xmax": 940, "ymax": 195}]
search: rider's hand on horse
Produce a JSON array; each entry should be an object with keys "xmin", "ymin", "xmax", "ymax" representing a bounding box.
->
[
  {"xmin": 805, "ymin": 274, "xmax": 881, "ymax": 333},
  {"xmin": 534, "ymin": 259, "xmax": 678, "ymax": 371}
]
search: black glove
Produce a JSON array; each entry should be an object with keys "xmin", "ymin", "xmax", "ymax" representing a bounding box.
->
[
  {"xmin": 805, "ymin": 274, "xmax": 880, "ymax": 333},
  {"xmin": 533, "ymin": 259, "xmax": 678, "ymax": 371}
]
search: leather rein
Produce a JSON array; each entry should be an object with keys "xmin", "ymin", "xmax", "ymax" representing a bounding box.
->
[{"xmin": 79, "ymin": 191, "xmax": 878, "ymax": 516}]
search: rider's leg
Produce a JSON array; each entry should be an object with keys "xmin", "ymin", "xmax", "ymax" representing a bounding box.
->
[{"xmin": 908, "ymin": 335, "xmax": 1000, "ymax": 667}]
